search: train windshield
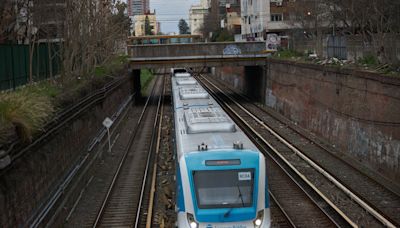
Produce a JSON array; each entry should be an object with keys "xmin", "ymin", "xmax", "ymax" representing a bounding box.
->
[{"xmin": 193, "ymin": 169, "xmax": 254, "ymax": 209}]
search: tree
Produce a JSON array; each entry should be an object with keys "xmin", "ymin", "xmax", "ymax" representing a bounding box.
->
[
  {"xmin": 200, "ymin": 0, "xmax": 220, "ymax": 40},
  {"xmin": 112, "ymin": 1, "xmax": 132, "ymax": 36},
  {"xmin": 178, "ymin": 19, "xmax": 190, "ymax": 34},
  {"xmin": 214, "ymin": 29, "xmax": 234, "ymax": 42},
  {"xmin": 144, "ymin": 15, "xmax": 153, "ymax": 35}
]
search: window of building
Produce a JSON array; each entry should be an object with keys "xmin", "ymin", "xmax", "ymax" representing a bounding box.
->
[{"xmin": 271, "ymin": 14, "xmax": 283, "ymax": 21}]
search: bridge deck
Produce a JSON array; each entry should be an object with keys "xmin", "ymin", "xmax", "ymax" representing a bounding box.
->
[{"xmin": 128, "ymin": 41, "xmax": 269, "ymax": 69}]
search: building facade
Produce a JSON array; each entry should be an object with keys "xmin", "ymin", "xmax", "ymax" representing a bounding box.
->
[
  {"xmin": 127, "ymin": 0, "xmax": 150, "ymax": 17},
  {"xmin": 224, "ymin": 0, "xmax": 241, "ymax": 34},
  {"xmin": 189, "ymin": 0, "xmax": 210, "ymax": 36},
  {"xmin": 267, "ymin": 0, "xmax": 302, "ymax": 34},
  {"xmin": 241, "ymin": 0, "xmax": 269, "ymax": 40},
  {"xmin": 134, "ymin": 13, "xmax": 158, "ymax": 36}
]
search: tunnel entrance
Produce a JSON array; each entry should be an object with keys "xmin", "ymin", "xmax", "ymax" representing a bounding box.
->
[{"xmin": 244, "ymin": 66, "xmax": 265, "ymax": 104}]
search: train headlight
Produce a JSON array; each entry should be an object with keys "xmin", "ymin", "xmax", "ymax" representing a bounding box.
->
[
  {"xmin": 187, "ymin": 213, "xmax": 198, "ymax": 228},
  {"xmin": 253, "ymin": 210, "xmax": 264, "ymax": 228}
]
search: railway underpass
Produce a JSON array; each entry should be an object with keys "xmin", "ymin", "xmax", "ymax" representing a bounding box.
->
[{"xmin": 1, "ymin": 39, "xmax": 399, "ymax": 228}]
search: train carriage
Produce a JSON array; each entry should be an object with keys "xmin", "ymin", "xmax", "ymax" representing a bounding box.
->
[{"xmin": 171, "ymin": 69, "xmax": 271, "ymax": 228}]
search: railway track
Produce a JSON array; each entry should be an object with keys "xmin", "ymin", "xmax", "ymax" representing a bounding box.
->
[
  {"xmin": 196, "ymin": 73, "xmax": 399, "ymax": 228},
  {"xmin": 92, "ymin": 75, "xmax": 165, "ymax": 227},
  {"xmin": 148, "ymin": 74, "xmax": 177, "ymax": 227}
]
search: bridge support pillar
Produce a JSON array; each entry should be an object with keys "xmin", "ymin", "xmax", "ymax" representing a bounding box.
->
[{"xmin": 131, "ymin": 69, "xmax": 142, "ymax": 103}]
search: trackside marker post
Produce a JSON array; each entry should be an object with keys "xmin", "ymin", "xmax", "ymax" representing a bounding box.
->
[{"xmin": 102, "ymin": 117, "xmax": 114, "ymax": 154}]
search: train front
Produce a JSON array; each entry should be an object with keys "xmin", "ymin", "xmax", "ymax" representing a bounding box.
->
[
  {"xmin": 171, "ymin": 69, "xmax": 270, "ymax": 228},
  {"xmin": 177, "ymin": 149, "xmax": 270, "ymax": 228}
]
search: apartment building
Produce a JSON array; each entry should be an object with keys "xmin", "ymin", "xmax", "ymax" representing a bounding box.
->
[
  {"xmin": 189, "ymin": 0, "xmax": 210, "ymax": 36},
  {"xmin": 134, "ymin": 13, "xmax": 159, "ymax": 36},
  {"xmin": 128, "ymin": 0, "xmax": 150, "ymax": 17},
  {"xmin": 241, "ymin": 0, "xmax": 269, "ymax": 41}
]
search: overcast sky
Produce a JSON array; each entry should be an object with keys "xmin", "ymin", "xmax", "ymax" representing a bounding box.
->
[{"xmin": 150, "ymin": 0, "xmax": 200, "ymax": 34}]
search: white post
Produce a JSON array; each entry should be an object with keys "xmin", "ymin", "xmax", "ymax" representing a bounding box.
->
[
  {"xmin": 102, "ymin": 117, "xmax": 114, "ymax": 154},
  {"xmin": 107, "ymin": 127, "xmax": 111, "ymax": 153}
]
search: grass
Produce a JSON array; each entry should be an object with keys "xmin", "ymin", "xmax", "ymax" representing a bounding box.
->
[
  {"xmin": 0, "ymin": 55, "xmax": 128, "ymax": 146},
  {"xmin": 358, "ymin": 54, "xmax": 379, "ymax": 66},
  {"xmin": 273, "ymin": 49, "xmax": 304, "ymax": 60},
  {"xmin": 140, "ymin": 69, "xmax": 154, "ymax": 95},
  {"xmin": 0, "ymin": 86, "xmax": 55, "ymax": 144},
  {"xmin": 94, "ymin": 55, "xmax": 129, "ymax": 78}
]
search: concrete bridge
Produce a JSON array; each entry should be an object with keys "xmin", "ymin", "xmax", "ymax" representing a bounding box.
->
[{"xmin": 128, "ymin": 41, "xmax": 269, "ymax": 69}]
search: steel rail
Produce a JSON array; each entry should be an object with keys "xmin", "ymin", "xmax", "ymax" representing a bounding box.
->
[
  {"xmin": 212, "ymin": 75, "xmax": 400, "ymax": 197},
  {"xmin": 0, "ymin": 76, "xmax": 127, "ymax": 172},
  {"xmin": 197, "ymin": 75, "xmax": 357, "ymax": 228},
  {"xmin": 27, "ymin": 94, "xmax": 133, "ymax": 228},
  {"xmin": 145, "ymin": 72, "xmax": 166, "ymax": 228},
  {"xmin": 268, "ymin": 191, "xmax": 296, "ymax": 228},
  {"xmin": 199, "ymin": 74, "xmax": 396, "ymax": 228},
  {"xmin": 92, "ymin": 76, "xmax": 161, "ymax": 228},
  {"xmin": 134, "ymin": 75, "xmax": 165, "ymax": 228}
]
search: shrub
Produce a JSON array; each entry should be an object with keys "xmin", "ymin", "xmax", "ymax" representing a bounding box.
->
[
  {"xmin": 0, "ymin": 90, "xmax": 55, "ymax": 144},
  {"xmin": 141, "ymin": 69, "xmax": 154, "ymax": 94},
  {"xmin": 358, "ymin": 54, "xmax": 379, "ymax": 66},
  {"xmin": 275, "ymin": 49, "xmax": 304, "ymax": 59}
]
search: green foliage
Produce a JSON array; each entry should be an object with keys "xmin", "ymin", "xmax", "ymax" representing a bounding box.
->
[
  {"xmin": 358, "ymin": 54, "xmax": 379, "ymax": 66},
  {"xmin": 178, "ymin": 19, "xmax": 190, "ymax": 35},
  {"xmin": 0, "ymin": 88, "xmax": 55, "ymax": 144},
  {"xmin": 18, "ymin": 81, "xmax": 61, "ymax": 99},
  {"xmin": 94, "ymin": 66, "xmax": 108, "ymax": 77},
  {"xmin": 94, "ymin": 55, "xmax": 128, "ymax": 78},
  {"xmin": 213, "ymin": 29, "xmax": 234, "ymax": 42},
  {"xmin": 145, "ymin": 16, "xmax": 154, "ymax": 35},
  {"xmin": 140, "ymin": 69, "xmax": 154, "ymax": 94},
  {"xmin": 274, "ymin": 49, "xmax": 304, "ymax": 59},
  {"xmin": 0, "ymin": 54, "xmax": 129, "ymax": 145},
  {"xmin": 112, "ymin": 1, "xmax": 132, "ymax": 36}
]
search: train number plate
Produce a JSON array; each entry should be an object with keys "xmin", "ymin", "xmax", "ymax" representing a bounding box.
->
[{"xmin": 238, "ymin": 172, "xmax": 251, "ymax": 181}]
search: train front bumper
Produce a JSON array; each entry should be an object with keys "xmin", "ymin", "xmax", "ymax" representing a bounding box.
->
[{"xmin": 177, "ymin": 209, "xmax": 271, "ymax": 228}]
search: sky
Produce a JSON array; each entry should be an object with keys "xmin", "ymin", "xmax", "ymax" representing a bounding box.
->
[{"xmin": 150, "ymin": 0, "xmax": 200, "ymax": 34}]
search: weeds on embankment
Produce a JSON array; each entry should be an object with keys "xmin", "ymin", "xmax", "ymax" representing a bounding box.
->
[
  {"xmin": 0, "ymin": 55, "xmax": 128, "ymax": 146},
  {"xmin": 272, "ymin": 49, "xmax": 400, "ymax": 77}
]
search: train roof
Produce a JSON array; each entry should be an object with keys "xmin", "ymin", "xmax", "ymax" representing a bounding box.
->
[{"xmin": 172, "ymin": 75, "xmax": 259, "ymax": 159}]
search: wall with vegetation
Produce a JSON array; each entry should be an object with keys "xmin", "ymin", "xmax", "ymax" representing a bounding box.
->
[{"xmin": 0, "ymin": 77, "xmax": 131, "ymax": 227}]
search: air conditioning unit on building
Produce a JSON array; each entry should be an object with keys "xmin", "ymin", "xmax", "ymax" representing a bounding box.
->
[{"xmin": 276, "ymin": 1, "xmax": 283, "ymax": 6}]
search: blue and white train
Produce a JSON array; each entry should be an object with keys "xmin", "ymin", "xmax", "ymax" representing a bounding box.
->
[{"xmin": 171, "ymin": 69, "xmax": 271, "ymax": 228}]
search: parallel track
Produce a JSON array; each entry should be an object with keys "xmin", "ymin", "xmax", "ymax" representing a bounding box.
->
[
  {"xmin": 200, "ymin": 74, "xmax": 400, "ymax": 227},
  {"xmin": 145, "ymin": 72, "xmax": 167, "ymax": 228},
  {"xmin": 92, "ymin": 75, "xmax": 165, "ymax": 227},
  {"xmin": 196, "ymin": 74, "xmax": 398, "ymax": 228}
]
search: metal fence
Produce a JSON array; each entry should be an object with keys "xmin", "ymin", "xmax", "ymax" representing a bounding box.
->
[
  {"xmin": 0, "ymin": 43, "xmax": 61, "ymax": 91},
  {"xmin": 327, "ymin": 35, "xmax": 347, "ymax": 60}
]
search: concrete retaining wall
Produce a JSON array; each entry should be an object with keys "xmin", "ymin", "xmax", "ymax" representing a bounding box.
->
[
  {"xmin": 0, "ymin": 77, "xmax": 132, "ymax": 227},
  {"xmin": 214, "ymin": 61, "xmax": 400, "ymax": 182}
]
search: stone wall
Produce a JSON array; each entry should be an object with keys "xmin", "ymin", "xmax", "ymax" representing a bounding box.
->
[
  {"xmin": 0, "ymin": 77, "xmax": 132, "ymax": 227},
  {"xmin": 214, "ymin": 61, "xmax": 400, "ymax": 182}
]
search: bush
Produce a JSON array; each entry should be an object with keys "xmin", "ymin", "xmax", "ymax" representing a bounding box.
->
[
  {"xmin": 94, "ymin": 55, "xmax": 129, "ymax": 78},
  {"xmin": 141, "ymin": 69, "xmax": 154, "ymax": 94},
  {"xmin": 358, "ymin": 54, "xmax": 379, "ymax": 66},
  {"xmin": 0, "ymin": 89, "xmax": 55, "ymax": 144},
  {"xmin": 274, "ymin": 49, "xmax": 304, "ymax": 59},
  {"xmin": 0, "ymin": 54, "xmax": 128, "ymax": 145}
]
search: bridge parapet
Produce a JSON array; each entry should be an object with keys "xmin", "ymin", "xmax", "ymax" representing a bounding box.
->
[
  {"xmin": 128, "ymin": 41, "xmax": 269, "ymax": 69},
  {"xmin": 128, "ymin": 42, "xmax": 266, "ymax": 58}
]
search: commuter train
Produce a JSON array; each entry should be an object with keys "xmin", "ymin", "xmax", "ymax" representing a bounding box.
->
[{"xmin": 171, "ymin": 68, "xmax": 271, "ymax": 228}]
